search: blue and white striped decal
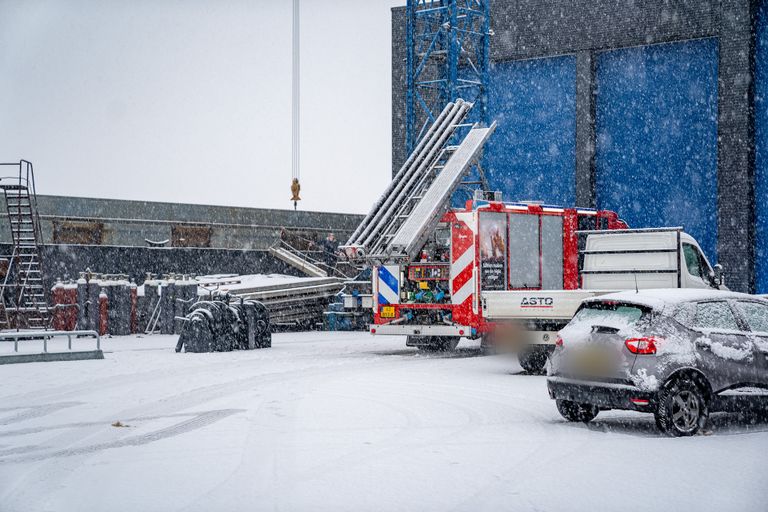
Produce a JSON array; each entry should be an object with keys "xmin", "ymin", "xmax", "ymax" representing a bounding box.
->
[{"xmin": 377, "ymin": 265, "xmax": 400, "ymax": 305}]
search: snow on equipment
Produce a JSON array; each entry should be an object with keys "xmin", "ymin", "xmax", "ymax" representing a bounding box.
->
[{"xmin": 175, "ymin": 297, "xmax": 271, "ymax": 353}]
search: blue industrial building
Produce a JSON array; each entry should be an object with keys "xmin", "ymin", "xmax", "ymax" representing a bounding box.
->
[{"xmin": 393, "ymin": 1, "xmax": 768, "ymax": 294}]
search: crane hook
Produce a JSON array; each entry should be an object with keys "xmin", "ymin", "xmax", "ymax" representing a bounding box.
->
[{"xmin": 291, "ymin": 177, "xmax": 301, "ymax": 210}]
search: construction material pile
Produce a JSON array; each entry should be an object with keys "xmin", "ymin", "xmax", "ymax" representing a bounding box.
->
[{"xmin": 202, "ymin": 274, "xmax": 343, "ymax": 329}]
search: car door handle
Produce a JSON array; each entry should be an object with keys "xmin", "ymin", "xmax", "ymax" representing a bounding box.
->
[{"xmin": 695, "ymin": 337, "xmax": 711, "ymax": 350}]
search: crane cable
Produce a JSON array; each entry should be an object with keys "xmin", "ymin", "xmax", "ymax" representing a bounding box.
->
[{"xmin": 290, "ymin": 0, "xmax": 301, "ymax": 210}]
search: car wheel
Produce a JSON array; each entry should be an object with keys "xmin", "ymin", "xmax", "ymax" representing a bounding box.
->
[
  {"xmin": 655, "ymin": 377, "xmax": 709, "ymax": 437},
  {"xmin": 519, "ymin": 346, "xmax": 549, "ymax": 374},
  {"xmin": 556, "ymin": 399, "xmax": 599, "ymax": 423}
]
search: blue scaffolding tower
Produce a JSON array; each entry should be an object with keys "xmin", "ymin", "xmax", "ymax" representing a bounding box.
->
[{"xmin": 405, "ymin": 0, "xmax": 491, "ymax": 153}]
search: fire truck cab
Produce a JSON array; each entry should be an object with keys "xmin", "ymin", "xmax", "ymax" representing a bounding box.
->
[{"xmin": 370, "ymin": 199, "xmax": 628, "ymax": 354}]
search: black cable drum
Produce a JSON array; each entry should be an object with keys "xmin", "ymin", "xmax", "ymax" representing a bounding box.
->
[{"xmin": 175, "ymin": 298, "xmax": 271, "ymax": 353}]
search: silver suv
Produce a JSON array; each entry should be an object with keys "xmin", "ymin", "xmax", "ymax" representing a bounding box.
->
[{"xmin": 547, "ymin": 289, "xmax": 768, "ymax": 436}]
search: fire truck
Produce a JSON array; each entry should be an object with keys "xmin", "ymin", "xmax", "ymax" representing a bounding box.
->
[
  {"xmin": 340, "ymin": 99, "xmax": 619, "ymax": 368},
  {"xmin": 342, "ymin": 99, "xmax": 722, "ymax": 372},
  {"xmin": 367, "ymin": 199, "xmax": 627, "ymax": 359}
]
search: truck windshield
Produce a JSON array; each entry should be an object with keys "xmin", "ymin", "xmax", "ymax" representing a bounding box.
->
[{"xmin": 683, "ymin": 243, "xmax": 705, "ymax": 279}]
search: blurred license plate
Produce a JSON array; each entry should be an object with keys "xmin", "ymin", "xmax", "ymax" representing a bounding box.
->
[
  {"xmin": 574, "ymin": 348, "xmax": 615, "ymax": 376},
  {"xmin": 380, "ymin": 306, "xmax": 395, "ymax": 318}
]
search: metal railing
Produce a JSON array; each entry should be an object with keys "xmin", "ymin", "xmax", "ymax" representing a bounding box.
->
[{"xmin": 1, "ymin": 330, "xmax": 100, "ymax": 353}]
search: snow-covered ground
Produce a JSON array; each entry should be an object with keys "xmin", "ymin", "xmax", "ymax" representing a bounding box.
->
[{"xmin": 1, "ymin": 332, "xmax": 766, "ymax": 512}]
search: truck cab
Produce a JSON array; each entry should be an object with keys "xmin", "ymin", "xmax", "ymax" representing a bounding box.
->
[{"xmin": 580, "ymin": 229, "xmax": 724, "ymax": 291}]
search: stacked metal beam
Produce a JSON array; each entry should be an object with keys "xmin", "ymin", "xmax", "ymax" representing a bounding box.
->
[{"xmin": 208, "ymin": 276, "xmax": 344, "ymax": 329}]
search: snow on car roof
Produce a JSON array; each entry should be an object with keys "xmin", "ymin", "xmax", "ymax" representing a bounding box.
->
[{"xmin": 584, "ymin": 288, "xmax": 763, "ymax": 310}]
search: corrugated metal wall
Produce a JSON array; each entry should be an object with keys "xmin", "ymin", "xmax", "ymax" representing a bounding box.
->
[
  {"xmin": 594, "ymin": 39, "xmax": 719, "ymax": 262},
  {"xmin": 484, "ymin": 56, "xmax": 576, "ymax": 206},
  {"xmin": 756, "ymin": 1, "xmax": 768, "ymax": 294}
]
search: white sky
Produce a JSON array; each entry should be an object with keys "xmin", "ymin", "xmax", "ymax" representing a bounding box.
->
[{"xmin": 0, "ymin": 0, "xmax": 402, "ymax": 214}]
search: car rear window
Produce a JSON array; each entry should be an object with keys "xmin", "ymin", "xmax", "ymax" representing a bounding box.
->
[{"xmin": 573, "ymin": 302, "xmax": 648, "ymax": 329}]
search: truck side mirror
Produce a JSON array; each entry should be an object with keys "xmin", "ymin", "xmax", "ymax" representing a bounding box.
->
[{"xmin": 712, "ymin": 264, "xmax": 725, "ymax": 287}]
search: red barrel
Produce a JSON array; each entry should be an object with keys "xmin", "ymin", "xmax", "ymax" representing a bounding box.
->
[
  {"xmin": 51, "ymin": 281, "xmax": 66, "ymax": 330},
  {"xmin": 64, "ymin": 286, "xmax": 78, "ymax": 330},
  {"xmin": 130, "ymin": 283, "xmax": 138, "ymax": 334},
  {"xmin": 98, "ymin": 290, "xmax": 109, "ymax": 336}
]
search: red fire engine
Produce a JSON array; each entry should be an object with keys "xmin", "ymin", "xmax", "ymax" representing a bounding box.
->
[{"xmin": 369, "ymin": 199, "xmax": 627, "ymax": 352}]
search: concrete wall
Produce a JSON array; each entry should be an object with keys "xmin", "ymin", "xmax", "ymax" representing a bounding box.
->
[
  {"xmin": 8, "ymin": 243, "xmax": 302, "ymax": 294},
  {"xmin": 0, "ymin": 195, "xmax": 363, "ymax": 293},
  {"xmin": 0, "ymin": 195, "xmax": 363, "ymax": 250}
]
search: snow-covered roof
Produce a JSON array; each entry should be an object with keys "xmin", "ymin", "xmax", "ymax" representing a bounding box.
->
[{"xmin": 584, "ymin": 288, "xmax": 764, "ymax": 310}]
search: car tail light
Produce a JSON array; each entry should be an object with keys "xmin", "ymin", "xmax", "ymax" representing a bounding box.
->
[
  {"xmin": 625, "ymin": 336, "xmax": 661, "ymax": 355},
  {"xmin": 555, "ymin": 335, "xmax": 563, "ymax": 347}
]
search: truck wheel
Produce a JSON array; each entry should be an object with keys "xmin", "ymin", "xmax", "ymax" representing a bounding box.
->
[
  {"xmin": 479, "ymin": 335, "xmax": 496, "ymax": 355},
  {"xmin": 437, "ymin": 336, "xmax": 459, "ymax": 352},
  {"xmin": 411, "ymin": 336, "xmax": 459, "ymax": 352},
  {"xmin": 556, "ymin": 399, "xmax": 599, "ymax": 423},
  {"xmin": 518, "ymin": 346, "xmax": 550, "ymax": 374},
  {"xmin": 654, "ymin": 377, "xmax": 709, "ymax": 437}
]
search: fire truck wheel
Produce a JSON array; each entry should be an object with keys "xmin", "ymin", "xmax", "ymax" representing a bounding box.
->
[
  {"xmin": 412, "ymin": 336, "xmax": 459, "ymax": 352},
  {"xmin": 518, "ymin": 346, "xmax": 549, "ymax": 374},
  {"xmin": 438, "ymin": 336, "xmax": 459, "ymax": 352}
]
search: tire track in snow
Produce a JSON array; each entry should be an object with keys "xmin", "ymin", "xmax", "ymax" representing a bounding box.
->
[
  {"xmin": 0, "ymin": 402, "xmax": 82, "ymax": 426},
  {"xmin": 0, "ymin": 408, "xmax": 244, "ymax": 464}
]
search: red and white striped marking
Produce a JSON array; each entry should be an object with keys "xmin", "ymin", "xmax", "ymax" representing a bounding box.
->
[{"xmin": 451, "ymin": 214, "xmax": 476, "ymax": 306}]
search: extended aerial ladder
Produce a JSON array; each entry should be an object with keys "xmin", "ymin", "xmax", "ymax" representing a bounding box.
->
[{"xmin": 341, "ymin": 99, "xmax": 496, "ymax": 264}]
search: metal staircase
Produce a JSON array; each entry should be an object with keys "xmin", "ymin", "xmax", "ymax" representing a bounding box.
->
[
  {"xmin": 269, "ymin": 240, "xmax": 329, "ymax": 278},
  {"xmin": 341, "ymin": 99, "xmax": 496, "ymax": 264},
  {"xmin": 270, "ymin": 229, "xmax": 359, "ymax": 280},
  {"xmin": 0, "ymin": 160, "xmax": 49, "ymax": 330}
]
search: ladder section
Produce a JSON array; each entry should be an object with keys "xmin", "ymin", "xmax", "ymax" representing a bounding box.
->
[
  {"xmin": 341, "ymin": 99, "xmax": 474, "ymax": 262},
  {"xmin": 0, "ymin": 160, "xmax": 48, "ymax": 330},
  {"xmin": 388, "ymin": 121, "xmax": 497, "ymax": 261}
]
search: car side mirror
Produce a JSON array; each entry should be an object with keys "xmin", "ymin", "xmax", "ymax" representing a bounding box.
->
[{"xmin": 711, "ymin": 264, "xmax": 724, "ymax": 287}]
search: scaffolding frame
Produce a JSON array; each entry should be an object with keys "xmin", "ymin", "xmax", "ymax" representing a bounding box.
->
[{"xmin": 405, "ymin": 0, "xmax": 491, "ymax": 153}]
